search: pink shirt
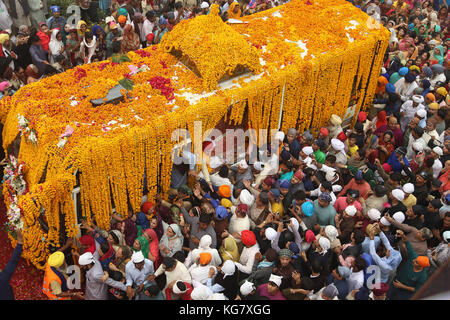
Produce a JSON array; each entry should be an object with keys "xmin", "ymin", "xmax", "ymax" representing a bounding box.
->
[
  {"xmin": 256, "ymin": 283, "xmax": 287, "ymax": 300},
  {"xmin": 333, "ymin": 197, "xmax": 362, "ymax": 213}
]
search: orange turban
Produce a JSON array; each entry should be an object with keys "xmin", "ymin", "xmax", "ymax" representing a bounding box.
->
[
  {"xmin": 218, "ymin": 185, "xmax": 231, "ymax": 198},
  {"xmin": 425, "ymin": 93, "xmax": 435, "ymax": 102},
  {"xmin": 199, "ymin": 252, "xmax": 212, "ymax": 265},
  {"xmin": 118, "ymin": 15, "xmax": 127, "ymax": 24},
  {"xmin": 416, "ymin": 256, "xmax": 430, "ymax": 268},
  {"xmin": 376, "ymin": 76, "xmax": 389, "ymax": 94}
]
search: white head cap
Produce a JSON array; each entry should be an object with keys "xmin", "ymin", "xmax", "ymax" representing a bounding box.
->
[
  {"xmin": 253, "ymin": 161, "xmax": 264, "ymax": 171},
  {"xmin": 265, "ymin": 227, "xmax": 277, "ymax": 241},
  {"xmin": 331, "ymin": 138, "xmax": 345, "ymax": 151},
  {"xmin": 240, "ymin": 280, "xmax": 256, "ymax": 296},
  {"xmin": 332, "ymin": 184, "xmax": 343, "ymax": 193},
  {"xmin": 412, "ymin": 141, "xmax": 424, "ymax": 153},
  {"xmin": 393, "ymin": 211, "xmax": 406, "ymax": 223},
  {"xmin": 432, "ymin": 147, "xmax": 443, "ymax": 156},
  {"xmin": 221, "ymin": 260, "xmax": 236, "ymax": 279},
  {"xmin": 443, "ymin": 231, "xmax": 450, "ymax": 243},
  {"xmin": 239, "ymin": 189, "xmax": 255, "ymax": 207},
  {"xmin": 416, "ymin": 109, "xmax": 426, "ymax": 118},
  {"xmin": 237, "ymin": 159, "xmax": 248, "ymax": 169},
  {"xmin": 131, "ymin": 251, "xmax": 145, "ymax": 263},
  {"xmin": 392, "ymin": 189, "xmax": 405, "ymax": 201},
  {"xmin": 402, "ymin": 183, "xmax": 414, "ymax": 194},
  {"xmin": 78, "ymin": 252, "xmax": 94, "ymax": 266},
  {"xmin": 345, "ymin": 205, "xmax": 357, "ymax": 217},
  {"xmin": 268, "ymin": 274, "xmax": 282, "ymax": 287},
  {"xmin": 191, "ymin": 285, "xmax": 213, "ymax": 300},
  {"xmin": 200, "ymin": 1, "xmax": 209, "ymax": 9},
  {"xmin": 302, "ymin": 146, "xmax": 314, "ymax": 156},
  {"xmin": 380, "ymin": 216, "xmax": 391, "ymax": 226},
  {"xmin": 318, "ymin": 237, "xmax": 331, "ymax": 251},
  {"xmin": 367, "ymin": 208, "xmax": 381, "ymax": 221}
]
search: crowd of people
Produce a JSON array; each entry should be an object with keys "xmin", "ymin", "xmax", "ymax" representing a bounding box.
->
[
  {"xmin": 0, "ymin": 0, "xmax": 449, "ymax": 301},
  {"xmin": 0, "ymin": 0, "xmax": 289, "ymax": 96}
]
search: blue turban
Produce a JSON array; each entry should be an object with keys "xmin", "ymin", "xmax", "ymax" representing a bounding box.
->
[
  {"xmin": 421, "ymin": 79, "xmax": 431, "ymax": 90},
  {"xmin": 355, "ymin": 287, "xmax": 370, "ymax": 300},
  {"xmin": 50, "ymin": 5, "xmax": 60, "ymax": 13},
  {"xmin": 118, "ymin": 7, "xmax": 128, "ymax": 17},
  {"xmin": 404, "ymin": 73, "xmax": 416, "ymax": 83},
  {"xmin": 423, "ymin": 66, "xmax": 432, "ymax": 78},
  {"xmin": 301, "ymin": 201, "xmax": 314, "ymax": 217},
  {"xmin": 279, "ymin": 179, "xmax": 290, "ymax": 189},
  {"xmin": 408, "ymin": 23, "xmax": 414, "ymax": 31},
  {"xmin": 215, "ymin": 206, "xmax": 229, "ymax": 220},
  {"xmin": 385, "ymin": 83, "xmax": 396, "ymax": 94},
  {"xmin": 398, "ymin": 67, "xmax": 409, "ymax": 76},
  {"xmin": 289, "ymin": 242, "xmax": 300, "ymax": 255}
]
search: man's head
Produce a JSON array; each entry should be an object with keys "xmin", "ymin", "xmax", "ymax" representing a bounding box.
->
[
  {"xmin": 286, "ymin": 128, "xmax": 297, "ymax": 144},
  {"xmin": 198, "ymin": 213, "xmax": 212, "ymax": 230},
  {"xmin": 163, "ymin": 256, "xmax": 177, "ymax": 271},
  {"xmin": 415, "ymin": 227, "xmax": 432, "ymax": 241},
  {"xmin": 131, "ymin": 251, "xmax": 145, "ymax": 270}
]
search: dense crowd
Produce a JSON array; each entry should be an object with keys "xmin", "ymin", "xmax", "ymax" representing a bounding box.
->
[
  {"xmin": 0, "ymin": 0, "xmax": 450, "ymax": 301},
  {"xmin": 0, "ymin": 0, "xmax": 288, "ymax": 95}
]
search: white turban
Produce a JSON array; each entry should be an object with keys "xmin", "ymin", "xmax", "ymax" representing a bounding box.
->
[
  {"xmin": 433, "ymin": 147, "xmax": 443, "ymax": 156},
  {"xmin": 393, "ymin": 211, "xmax": 406, "ymax": 223},
  {"xmin": 416, "ymin": 109, "xmax": 426, "ymax": 118},
  {"xmin": 131, "ymin": 251, "xmax": 145, "ymax": 263},
  {"xmin": 330, "ymin": 114, "xmax": 342, "ymax": 126},
  {"xmin": 318, "ymin": 237, "xmax": 331, "ymax": 252},
  {"xmin": 253, "ymin": 161, "xmax": 264, "ymax": 171},
  {"xmin": 209, "ymin": 156, "xmax": 223, "ymax": 169},
  {"xmin": 239, "ymin": 189, "xmax": 255, "ymax": 207},
  {"xmin": 172, "ymin": 281, "xmax": 187, "ymax": 294},
  {"xmin": 200, "ymin": 1, "xmax": 209, "ymax": 9},
  {"xmin": 412, "ymin": 141, "xmax": 424, "ymax": 152},
  {"xmin": 268, "ymin": 274, "xmax": 282, "ymax": 287},
  {"xmin": 237, "ymin": 159, "xmax": 248, "ymax": 169},
  {"xmin": 288, "ymin": 218, "xmax": 299, "ymax": 233},
  {"xmin": 392, "ymin": 189, "xmax": 405, "ymax": 201},
  {"xmin": 265, "ymin": 227, "xmax": 277, "ymax": 241},
  {"xmin": 199, "ymin": 234, "xmax": 212, "ymax": 250},
  {"xmin": 332, "ymin": 185, "xmax": 343, "ymax": 193},
  {"xmin": 367, "ymin": 208, "xmax": 381, "ymax": 221},
  {"xmin": 345, "ymin": 205, "xmax": 357, "ymax": 217},
  {"xmin": 331, "ymin": 138, "xmax": 345, "ymax": 151},
  {"xmin": 412, "ymin": 95, "xmax": 424, "ymax": 104},
  {"xmin": 191, "ymin": 285, "xmax": 213, "ymax": 300},
  {"xmin": 78, "ymin": 252, "xmax": 94, "ymax": 266},
  {"xmin": 302, "ymin": 146, "xmax": 314, "ymax": 156},
  {"xmin": 402, "ymin": 183, "xmax": 414, "ymax": 194},
  {"xmin": 325, "ymin": 225, "xmax": 338, "ymax": 242},
  {"xmin": 221, "ymin": 260, "xmax": 236, "ymax": 279},
  {"xmin": 240, "ymin": 280, "xmax": 255, "ymax": 296},
  {"xmin": 380, "ymin": 216, "xmax": 390, "ymax": 226}
]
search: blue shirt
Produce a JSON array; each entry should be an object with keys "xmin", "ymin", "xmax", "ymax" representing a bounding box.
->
[{"xmin": 46, "ymin": 16, "xmax": 66, "ymax": 31}]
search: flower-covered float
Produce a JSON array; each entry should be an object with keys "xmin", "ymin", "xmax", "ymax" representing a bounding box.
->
[{"xmin": 0, "ymin": 0, "xmax": 389, "ymax": 269}]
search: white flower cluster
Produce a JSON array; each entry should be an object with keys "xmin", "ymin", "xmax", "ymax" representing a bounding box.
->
[
  {"xmin": 6, "ymin": 196, "xmax": 24, "ymax": 231},
  {"xmin": 17, "ymin": 114, "xmax": 38, "ymax": 145}
]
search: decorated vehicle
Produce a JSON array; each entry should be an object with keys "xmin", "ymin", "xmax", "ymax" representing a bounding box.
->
[{"xmin": 0, "ymin": 0, "xmax": 389, "ymax": 269}]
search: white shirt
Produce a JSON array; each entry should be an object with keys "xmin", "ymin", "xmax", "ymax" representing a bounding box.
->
[
  {"xmin": 347, "ymin": 270, "xmax": 364, "ymax": 291},
  {"xmin": 142, "ymin": 19, "xmax": 155, "ymax": 40},
  {"xmin": 185, "ymin": 247, "xmax": 222, "ymax": 268},
  {"xmin": 406, "ymin": 136, "xmax": 426, "ymax": 162},
  {"xmin": 228, "ymin": 207, "xmax": 251, "ymax": 243},
  {"xmin": 400, "ymin": 101, "xmax": 425, "ymax": 131},
  {"xmin": 125, "ymin": 259, "xmax": 154, "ymax": 287},
  {"xmin": 432, "ymin": 158, "xmax": 443, "ymax": 179},
  {"xmin": 189, "ymin": 264, "xmax": 217, "ymax": 285},
  {"xmin": 395, "ymin": 78, "xmax": 418, "ymax": 102},
  {"xmin": 235, "ymin": 243, "xmax": 260, "ymax": 274},
  {"xmin": 153, "ymin": 260, "xmax": 192, "ymax": 290}
]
